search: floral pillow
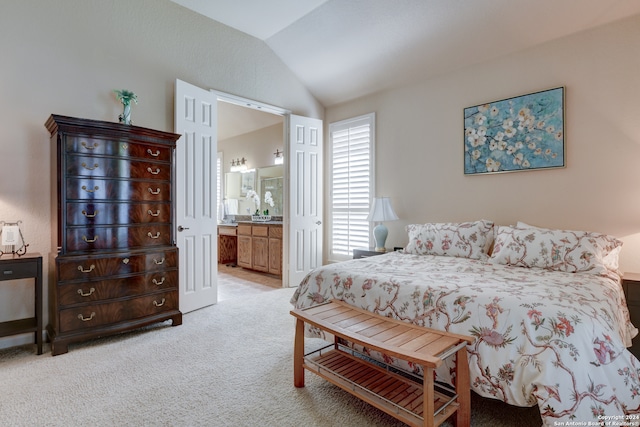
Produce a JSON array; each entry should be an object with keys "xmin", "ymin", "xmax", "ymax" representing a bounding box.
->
[
  {"xmin": 489, "ymin": 224, "xmax": 623, "ymax": 275},
  {"xmin": 404, "ymin": 220, "xmax": 494, "ymax": 260}
]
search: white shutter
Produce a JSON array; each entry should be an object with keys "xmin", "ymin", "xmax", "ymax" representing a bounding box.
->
[{"xmin": 329, "ymin": 113, "xmax": 374, "ymax": 261}]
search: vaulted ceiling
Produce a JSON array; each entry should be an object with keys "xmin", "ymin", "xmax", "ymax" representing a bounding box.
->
[{"xmin": 171, "ymin": 0, "xmax": 640, "ymax": 109}]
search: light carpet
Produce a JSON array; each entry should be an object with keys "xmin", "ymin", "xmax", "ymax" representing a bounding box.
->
[{"xmin": 0, "ymin": 287, "xmax": 542, "ymax": 426}]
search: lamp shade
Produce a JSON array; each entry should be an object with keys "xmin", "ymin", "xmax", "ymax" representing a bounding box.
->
[
  {"xmin": 366, "ymin": 197, "xmax": 398, "ymax": 252},
  {"xmin": 366, "ymin": 197, "xmax": 399, "ymax": 222}
]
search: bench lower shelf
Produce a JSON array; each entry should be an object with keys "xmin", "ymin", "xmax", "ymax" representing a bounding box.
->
[{"xmin": 304, "ymin": 348, "xmax": 459, "ymax": 427}]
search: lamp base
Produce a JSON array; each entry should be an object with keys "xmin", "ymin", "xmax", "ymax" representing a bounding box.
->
[{"xmin": 373, "ymin": 224, "xmax": 388, "ymax": 253}]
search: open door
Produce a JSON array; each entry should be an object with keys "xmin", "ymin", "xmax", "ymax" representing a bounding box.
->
[
  {"xmin": 288, "ymin": 114, "xmax": 323, "ymax": 287},
  {"xmin": 175, "ymin": 79, "xmax": 218, "ymax": 312}
]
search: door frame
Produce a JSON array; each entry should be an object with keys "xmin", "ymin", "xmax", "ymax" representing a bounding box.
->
[{"xmin": 211, "ymin": 90, "xmax": 293, "ymax": 286}]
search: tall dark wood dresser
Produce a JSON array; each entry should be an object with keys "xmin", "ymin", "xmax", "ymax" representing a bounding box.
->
[{"xmin": 46, "ymin": 115, "xmax": 182, "ymax": 355}]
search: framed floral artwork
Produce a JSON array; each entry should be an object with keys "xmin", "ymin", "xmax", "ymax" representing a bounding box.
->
[{"xmin": 463, "ymin": 87, "xmax": 565, "ymax": 175}]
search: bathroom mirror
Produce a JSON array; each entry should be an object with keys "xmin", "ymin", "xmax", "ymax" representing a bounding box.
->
[
  {"xmin": 224, "ymin": 165, "xmax": 283, "ymax": 216},
  {"xmin": 258, "ymin": 165, "xmax": 283, "ymax": 216}
]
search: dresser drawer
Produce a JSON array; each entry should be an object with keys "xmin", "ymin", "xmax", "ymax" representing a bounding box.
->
[
  {"xmin": 269, "ymin": 226, "xmax": 283, "ymax": 239},
  {"xmin": 66, "ymin": 202, "xmax": 171, "ymax": 226},
  {"xmin": 218, "ymin": 226, "xmax": 237, "ymax": 236},
  {"xmin": 66, "ymin": 178, "xmax": 171, "ymax": 201},
  {"xmin": 65, "ymin": 137, "xmax": 172, "ymax": 162},
  {"xmin": 57, "ymin": 270, "xmax": 178, "ymax": 306},
  {"xmin": 0, "ymin": 260, "xmax": 38, "ymax": 280},
  {"xmin": 58, "ymin": 290, "xmax": 178, "ymax": 333},
  {"xmin": 66, "ymin": 156, "xmax": 171, "ymax": 181},
  {"xmin": 252, "ymin": 225, "xmax": 269, "ymax": 237},
  {"xmin": 57, "ymin": 249, "xmax": 177, "ymax": 281},
  {"xmin": 237, "ymin": 224, "xmax": 252, "ymax": 236},
  {"xmin": 65, "ymin": 225, "xmax": 172, "ymax": 252}
]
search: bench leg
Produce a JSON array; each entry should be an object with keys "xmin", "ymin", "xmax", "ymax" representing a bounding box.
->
[
  {"xmin": 294, "ymin": 318, "xmax": 305, "ymax": 387},
  {"xmin": 423, "ymin": 367, "xmax": 435, "ymax": 427},
  {"xmin": 454, "ymin": 349, "xmax": 471, "ymax": 426}
]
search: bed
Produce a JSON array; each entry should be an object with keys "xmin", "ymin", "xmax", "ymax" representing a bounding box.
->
[{"xmin": 290, "ymin": 220, "xmax": 640, "ymax": 426}]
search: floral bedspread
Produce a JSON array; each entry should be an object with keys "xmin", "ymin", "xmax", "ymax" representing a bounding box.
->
[{"xmin": 290, "ymin": 251, "xmax": 640, "ymax": 426}]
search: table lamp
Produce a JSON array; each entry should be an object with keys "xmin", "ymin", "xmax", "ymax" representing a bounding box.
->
[{"xmin": 366, "ymin": 197, "xmax": 399, "ymax": 252}]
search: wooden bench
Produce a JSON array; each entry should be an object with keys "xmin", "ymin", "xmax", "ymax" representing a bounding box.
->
[{"xmin": 291, "ymin": 300, "xmax": 474, "ymax": 427}]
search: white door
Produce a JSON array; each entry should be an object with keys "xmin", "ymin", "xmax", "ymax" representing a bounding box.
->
[
  {"xmin": 288, "ymin": 114, "xmax": 323, "ymax": 287},
  {"xmin": 175, "ymin": 79, "xmax": 218, "ymax": 312}
]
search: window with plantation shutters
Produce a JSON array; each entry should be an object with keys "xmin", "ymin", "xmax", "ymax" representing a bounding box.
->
[{"xmin": 329, "ymin": 113, "xmax": 375, "ymax": 261}]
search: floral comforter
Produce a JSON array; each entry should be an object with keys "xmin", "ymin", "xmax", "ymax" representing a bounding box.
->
[{"xmin": 290, "ymin": 251, "xmax": 640, "ymax": 426}]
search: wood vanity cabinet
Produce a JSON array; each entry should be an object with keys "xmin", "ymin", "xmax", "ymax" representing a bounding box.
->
[
  {"xmin": 236, "ymin": 223, "xmax": 282, "ymax": 277},
  {"xmin": 46, "ymin": 114, "xmax": 182, "ymax": 356}
]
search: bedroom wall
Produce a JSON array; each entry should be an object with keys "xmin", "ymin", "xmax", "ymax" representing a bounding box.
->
[
  {"xmin": 0, "ymin": 0, "xmax": 322, "ymax": 348},
  {"xmin": 325, "ymin": 13, "xmax": 640, "ymax": 273}
]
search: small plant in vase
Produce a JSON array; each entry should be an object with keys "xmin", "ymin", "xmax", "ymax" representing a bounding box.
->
[{"xmin": 114, "ymin": 89, "xmax": 138, "ymax": 125}]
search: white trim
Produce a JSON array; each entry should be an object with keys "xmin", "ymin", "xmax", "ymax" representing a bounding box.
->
[{"xmin": 209, "ymin": 89, "xmax": 290, "ymax": 116}]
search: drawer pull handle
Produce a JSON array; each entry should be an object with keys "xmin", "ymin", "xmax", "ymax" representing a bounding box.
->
[
  {"xmin": 153, "ymin": 298, "xmax": 166, "ymax": 307},
  {"xmin": 148, "ymin": 188, "xmax": 161, "ymax": 195},
  {"xmin": 77, "ymin": 264, "xmax": 95, "ymax": 273},
  {"xmin": 153, "ymin": 258, "xmax": 165, "ymax": 265},
  {"xmin": 78, "ymin": 312, "xmax": 96, "ymax": 322},
  {"xmin": 82, "ymin": 235, "xmax": 98, "ymax": 243},
  {"xmin": 147, "ymin": 209, "xmax": 160, "ymax": 217},
  {"xmin": 147, "ymin": 167, "xmax": 161, "ymax": 175},
  {"xmin": 122, "ymin": 258, "xmax": 130, "ymax": 264},
  {"xmin": 81, "ymin": 162, "xmax": 99, "ymax": 171},
  {"xmin": 81, "ymin": 141, "xmax": 98, "ymax": 150},
  {"xmin": 82, "ymin": 209, "xmax": 98, "ymax": 218},
  {"xmin": 77, "ymin": 287, "xmax": 95, "ymax": 297},
  {"xmin": 147, "ymin": 149, "xmax": 160, "ymax": 157},
  {"xmin": 153, "ymin": 277, "xmax": 166, "ymax": 286},
  {"xmin": 148, "ymin": 232, "xmax": 161, "ymax": 239},
  {"xmin": 121, "ymin": 143, "xmax": 129, "ymax": 150},
  {"xmin": 82, "ymin": 185, "xmax": 99, "ymax": 193}
]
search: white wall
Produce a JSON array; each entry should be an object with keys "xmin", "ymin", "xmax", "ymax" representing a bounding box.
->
[
  {"xmin": 325, "ymin": 14, "xmax": 640, "ymax": 272},
  {"xmin": 0, "ymin": 0, "xmax": 322, "ymax": 348}
]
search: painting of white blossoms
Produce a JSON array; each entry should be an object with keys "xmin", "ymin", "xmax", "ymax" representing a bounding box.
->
[{"xmin": 464, "ymin": 87, "xmax": 564, "ymax": 174}]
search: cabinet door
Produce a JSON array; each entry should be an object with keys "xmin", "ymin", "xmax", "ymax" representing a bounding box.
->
[
  {"xmin": 252, "ymin": 236, "xmax": 269, "ymax": 272},
  {"xmin": 237, "ymin": 235, "xmax": 252, "ymax": 269},
  {"xmin": 268, "ymin": 237, "xmax": 282, "ymax": 276}
]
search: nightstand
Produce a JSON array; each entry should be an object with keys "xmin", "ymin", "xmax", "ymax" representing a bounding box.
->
[
  {"xmin": 622, "ymin": 273, "xmax": 640, "ymax": 359},
  {"xmin": 353, "ymin": 247, "xmax": 402, "ymax": 259}
]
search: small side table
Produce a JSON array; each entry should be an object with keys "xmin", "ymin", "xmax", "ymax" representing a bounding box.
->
[
  {"xmin": 0, "ymin": 253, "xmax": 43, "ymax": 354},
  {"xmin": 622, "ymin": 273, "xmax": 640, "ymax": 359},
  {"xmin": 353, "ymin": 247, "xmax": 402, "ymax": 259}
]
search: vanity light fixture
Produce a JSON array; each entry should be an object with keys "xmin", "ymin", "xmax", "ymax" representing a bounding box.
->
[
  {"xmin": 274, "ymin": 149, "xmax": 284, "ymax": 165},
  {"xmin": 230, "ymin": 157, "xmax": 248, "ymax": 172}
]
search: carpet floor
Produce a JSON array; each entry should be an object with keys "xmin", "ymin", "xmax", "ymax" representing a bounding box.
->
[{"xmin": 0, "ymin": 279, "xmax": 543, "ymax": 426}]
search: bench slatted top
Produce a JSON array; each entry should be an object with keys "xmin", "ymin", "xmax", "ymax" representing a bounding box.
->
[{"xmin": 291, "ymin": 300, "xmax": 474, "ymax": 368}]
